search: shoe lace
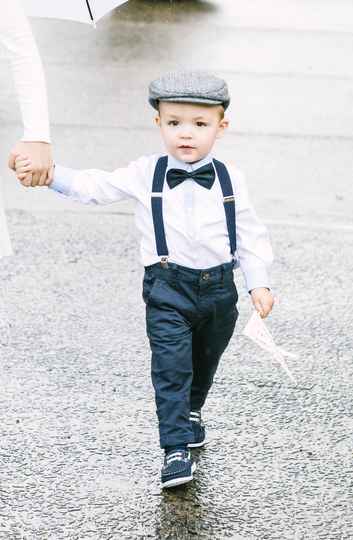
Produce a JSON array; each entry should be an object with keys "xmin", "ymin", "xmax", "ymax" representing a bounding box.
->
[
  {"xmin": 166, "ymin": 450, "xmax": 187, "ymax": 465},
  {"xmin": 190, "ymin": 410, "xmax": 203, "ymax": 426}
]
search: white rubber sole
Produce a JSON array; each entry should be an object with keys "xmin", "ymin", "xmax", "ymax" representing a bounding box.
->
[
  {"xmin": 162, "ymin": 462, "xmax": 197, "ymax": 489},
  {"xmin": 188, "ymin": 438, "xmax": 207, "ymax": 448}
]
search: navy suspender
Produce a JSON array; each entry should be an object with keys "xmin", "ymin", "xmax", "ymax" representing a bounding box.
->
[
  {"xmin": 151, "ymin": 156, "xmax": 169, "ymax": 265},
  {"xmin": 151, "ymin": 156, "xmax": 236, "ymax": 266},
  {"xmin": 212, "ymin": 158, "xmax": 237, "ymax": 258}
]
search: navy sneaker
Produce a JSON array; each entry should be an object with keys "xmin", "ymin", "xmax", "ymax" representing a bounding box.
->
[
  {"xmin": 188, "ymin": 410, "xmax": 206, "ymax": 448},
  {"xmin": 161, "ymin": 448, "xmax": 196, "ymax": 489}
]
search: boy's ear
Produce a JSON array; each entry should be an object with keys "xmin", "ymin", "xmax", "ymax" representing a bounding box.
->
[
  {"xmin": 155, "ymin": 114, "xmax": 161, "ymax": 126},
  {"xmin": 216, "ymin": 118, "xmax": 229, "ymax": 139}
]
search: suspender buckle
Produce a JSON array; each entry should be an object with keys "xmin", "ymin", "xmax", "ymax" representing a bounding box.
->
[
  {"xmin": 223, "ymin": 195, "xmax": 235, "ymax": 203},
  {"xmin": 160, "ymin": 256, "xmax": 169, "ymax": 269}
]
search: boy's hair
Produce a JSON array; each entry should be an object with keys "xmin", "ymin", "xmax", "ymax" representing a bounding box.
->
[{"xmin": 218, "ymin": 107, "xmax": 225, "ymax": 120}]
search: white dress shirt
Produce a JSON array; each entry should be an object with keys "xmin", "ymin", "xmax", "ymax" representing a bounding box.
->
[
  {"xmin": 0, "ymin": 0, "xmax": 50, "ymax": 142},
  {"xmin": 51, "ymin": 154, "xmax": 273, "ymax": 291}
]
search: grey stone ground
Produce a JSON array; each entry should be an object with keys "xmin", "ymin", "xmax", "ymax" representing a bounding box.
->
[
  {"xmin": 1, "ymin": 0, "xmax": 353, "ymax": 538},
  {"xmin": 0, "ymin": 210, "xmax": 352, "ymax": 539}
]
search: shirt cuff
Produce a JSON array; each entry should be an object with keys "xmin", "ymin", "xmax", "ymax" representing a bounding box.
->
[
  {"xmin": 242, "ymin": 266, "xmax": 270, "ymax": 292},
  {"xmin": 49, "ymin": 165, "xmax": 77, "ymax": 195}
]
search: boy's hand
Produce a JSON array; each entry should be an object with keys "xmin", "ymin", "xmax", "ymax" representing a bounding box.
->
[
  {"xmin": 250, "ymin": 287, "xmax": 274, "ymax": 318},
  {"xmin": 9, "ymin": 141, "xmax": 53, "ymax": 187},
  {"xmin": 15, "ymin": 156, "xmax": 54, "ymax": 187}
]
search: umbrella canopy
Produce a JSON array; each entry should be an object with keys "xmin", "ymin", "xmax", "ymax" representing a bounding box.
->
[{"xmin": 23, "ymin": 0, "xmax": 129, "ymax": 25}]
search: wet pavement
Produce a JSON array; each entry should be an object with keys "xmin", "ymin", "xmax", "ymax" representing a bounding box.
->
[
  {"xmin": 1, "ymin": 211, "xmax": 353, "ymax": 539},
  {"xmin": 1, "ymin": 0, "xmax": 353, "ymax": 538}
]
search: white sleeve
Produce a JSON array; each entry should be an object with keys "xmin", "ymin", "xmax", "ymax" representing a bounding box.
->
[
  {"xmin": 0, "ymin": 0, "xmax": 50, "ymax": 142},
  {"xmin": 233, "ymin": 168, "xmax": 274, "ymax": 291},
  {"xmin": 50, "ymin": 156, "xmax": 151, "ymax": 205}
]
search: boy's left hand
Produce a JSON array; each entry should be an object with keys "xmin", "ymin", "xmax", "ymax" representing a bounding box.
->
[{"xmin": 250, "ymin": 287, "xmax": 274, "ymax": 318}]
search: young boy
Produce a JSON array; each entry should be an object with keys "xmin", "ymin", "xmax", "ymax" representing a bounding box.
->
[{"xmin": 15, "ymin": 70, "xmax": 274, "ymax": 489}]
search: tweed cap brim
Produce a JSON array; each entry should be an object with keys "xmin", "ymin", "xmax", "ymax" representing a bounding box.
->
[
  {"xmin": 149, "ymin": 95, "xmax": 229, "ymax": 110},
  {"xmin": 148, "ymin": 70, "xmax": 230, "ymax": 111}
]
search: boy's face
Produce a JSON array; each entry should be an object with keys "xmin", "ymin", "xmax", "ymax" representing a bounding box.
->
[{"xmin": 155, "ymin": 102, "xmax": 229, "ymax": 163}]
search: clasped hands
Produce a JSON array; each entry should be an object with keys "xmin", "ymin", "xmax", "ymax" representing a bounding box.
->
[{"xmin": 9, "ymin": 141, "xmax": 53, "ymax": 187}]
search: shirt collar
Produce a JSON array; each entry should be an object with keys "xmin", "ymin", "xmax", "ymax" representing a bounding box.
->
[{"xmin": 167, "ymin": 153, "xmax": 213, "ymax": 172}]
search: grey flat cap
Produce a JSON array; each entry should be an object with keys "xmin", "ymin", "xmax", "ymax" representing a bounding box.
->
[{"xmin": 149, "ymin": 70, "xmax": 230, "ymax": 110}]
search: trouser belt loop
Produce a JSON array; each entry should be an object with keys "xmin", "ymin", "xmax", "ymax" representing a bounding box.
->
[
  {"xmin": 221, "ymin": 264, "xmax": 225, "ymax": 287},
  {"xmin": 172, "ymin": 265, "xmax": 178, "ymax": 287}
]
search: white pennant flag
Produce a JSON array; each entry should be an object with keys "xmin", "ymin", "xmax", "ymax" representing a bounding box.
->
[{"xmin": 243, "ymin": 311, "xmax": 297, "ymax": 384}]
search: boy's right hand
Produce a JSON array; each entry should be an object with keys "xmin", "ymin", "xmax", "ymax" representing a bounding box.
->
[{"xmin": 15, "ymin": 155, "xmax": 54, "ymax": 187}]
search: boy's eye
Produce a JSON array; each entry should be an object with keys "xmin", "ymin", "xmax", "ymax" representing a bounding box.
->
[
  {"xmin": 196, "ymin": 121, "xmax": 207, "ymax": 127},
  {"xmin": 167, "ymin": 120, "xmax": 179, "ymax": 126}
]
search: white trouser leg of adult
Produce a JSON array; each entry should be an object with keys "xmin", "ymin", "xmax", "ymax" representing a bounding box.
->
[{"xmin": 0, "ymin": 177, "xmax": 13, "ymax": 258}]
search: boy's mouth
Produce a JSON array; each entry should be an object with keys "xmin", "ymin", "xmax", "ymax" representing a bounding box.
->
[{"xmin": 179, "ymin": 145, "xmax": 195, "ymax": 150}]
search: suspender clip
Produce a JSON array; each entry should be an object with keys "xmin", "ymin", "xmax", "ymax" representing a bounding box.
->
[
  {"xmin": 223, "ymin": 195, "xmax": 235, "ymax": 203},
  {"xmin": 160, "ymin": 256, "xmax": 169, "ymax": 269}
]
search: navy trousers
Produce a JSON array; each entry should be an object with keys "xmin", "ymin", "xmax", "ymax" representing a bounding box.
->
[{"xmin": 142, "ymin": 261, "xmax": 238, "ymax": 449}]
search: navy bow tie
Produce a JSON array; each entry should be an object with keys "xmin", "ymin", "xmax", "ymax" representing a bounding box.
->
[{"xmin": 166, "ymin": 163, "xmax": 216, "ymax": 190}]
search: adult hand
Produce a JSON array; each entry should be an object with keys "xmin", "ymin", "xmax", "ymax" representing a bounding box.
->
[
  {"xmin": 8, "ymin": 141, "xmax": 53, "ymax": 187},
  {"xmin": 250, "ymin": 287, "xmax": 274, "ymax": 318}
]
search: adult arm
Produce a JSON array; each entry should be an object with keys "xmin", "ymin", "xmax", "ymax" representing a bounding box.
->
[{"xmin": 1, "ymin": 0, "xmax": 52, "ymax": 185}]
